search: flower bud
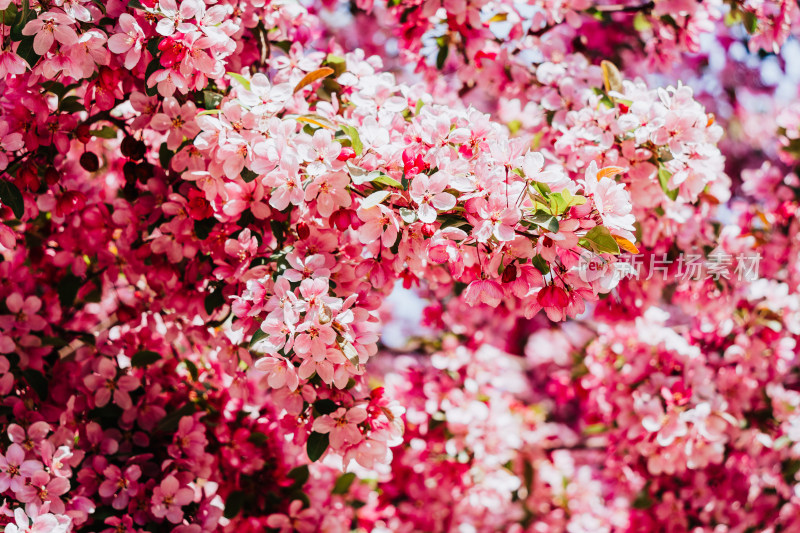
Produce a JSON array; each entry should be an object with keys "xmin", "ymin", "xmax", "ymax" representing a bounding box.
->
[
  {"xmin": 501, "ymin": 263, "xmax": 517, "ymax": 283},
  {"xmin": 296, "ymin": 221, "xmax": 310, "ymax": 240},
  {"xmin": 121, "ymin": 136, "xmax": 147, "ymax": 160},
  {"xmin": 18, "ymin": 163, "xmax": 39, "ymax": 191},
  {"xmin": 76, "ymin": 123, "xmax": 92, "ymax": 144},
  {"xmin": 80, "ymin": 152, "xmax": 100, "ymax": 172},
  {"xmin": 337, "ymin": 147, "xmax": 356, "ymax": 161},
  {"xmin": 44, "ymin": 167, "xmax": 60, "ymax": 186},
  {"xmin": 123, "ymin": 161, "xmax": 138, "ymax": 182},
  {"xmin": 135, "ymin": 162, "xmax": 154, "ymax": 183},
  {"xmin": 330, "ymin": 208, "xmax": 352, "ymax": 231}
]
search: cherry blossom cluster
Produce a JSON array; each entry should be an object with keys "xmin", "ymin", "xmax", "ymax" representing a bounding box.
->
[{"xmin": 0, "ymin": 0, "xmax": 799, "ymax": 530}]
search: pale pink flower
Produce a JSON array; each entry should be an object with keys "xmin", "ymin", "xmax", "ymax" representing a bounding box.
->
[
  {"xmin": 254, "ymin": 356, "xmax": 300, "ymax": 391},
  {"xmin": 581, "ymin": 162, "xmax": 636, "ymax": 243},
  {"xmin": 8, "ymin": 422, "xmax": 50, "ymax": 451},
  {"xmin": 283, "ymin": 254, "xmax": 331, "ymax": 283},
  {"xmin": 22, "ymin": 12, "xmax": 79, "ymax": 55},
  {"xmin": 4, "ymin": 508, "xmax": 67, "ymax": 533},
  {"xmin": 265, "ymin": 168, "xmax": 305, "ymax": 211},
  {"xmin": 297, "ymin": 129, "xmax": 343, "ymax": 176},
  {"xmin": 304, "ymin": 172, "xmax": 351, "ymax": 218},
  {"xmin": 82, "ymin": 358, "xmax": 140, "ymax": 409},
  {"xmin": 151, "ymin": 475, "xmax": 194, "ymax": 524},
  {"xmin": 294, "ymin": 317, "xmax": 337, "ymax": 359},
  {"xmin": 409, "ymin": 171, "xmax": 457, "ymax": 223},
  {"xmin": 356, "ymin": 204, "xmax": 400, "ymax": 247},
  {"xmin": 0, "ymin": 51, "xmax": 26, "ymax": 77},
  {"xmin": 2, "ymin": 293, "xmax": 46, "ymax": 331},
  {"xmin": 266, "ymin": 500, "xmax": 318, "ymax": 533},
  {"xmin": 471, "ymin": 195, "xmax": 521, "ymax": 242},
  {"xmin": 17, "ymin": 470, "xmax": 70, "ymax": 514},
  {"xmin": 107, "ymin": 14, "xmax": 145, "ymax": 70},
  {"xmin": 98, "ymin": 464, "xmax": 141, "ymax": 509},
  {"xmin": 0, "ymin": 443, "xmax": 42, "ymax": 493},
  {"xmin": 312, "ymin": 406, "xmax": 368, "ymax": 449},
  {"xmin": 151, "ymin": 97, "xmax": 200, "ymax": 150},
  {"xmin": 463, "ymin": 279, "xmax": 503, "ymax": 307}
]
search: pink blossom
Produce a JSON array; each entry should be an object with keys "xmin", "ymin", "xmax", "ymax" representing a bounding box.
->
[
  {"xmin": 151, "ymin": 97, "xmax": 200, "ymax": 150},
  {"xmin": 151, "ymin": 475, "xmax": 194, "ymax": 524},
  {"xmin": 82, "ymin": 358, "xmax": 140, "ymax": 409},
  {"xmin": 409, "ymin": 171, "xmax": 457, "ymax": 223},
  {"xmin": 463, "ymin": 279, "xmax": 503, "ymax": 308},
  {"xmin": 107, "ymin": 14, "xmax": 145, "ymax": 70},
  {"xmin": 304, "ymin": 171, "xmax": 352, "ymax": 218},
  {"xmin": 0, "ymin": 443, "xmax": 42, "ymax": 494},
  {"xmin": 254, "ymin": 356, "xmax": 300, "ymax": 391},
  {"xmin": 17, "ymin": 470, "xmax": 70, "ymax": 514},
  {"xmin": 312, "ymin": 407, "xmax": 368, "ymax": 449},
  {"xmin": 266, "ymin": 500, "xmax": 318, "ymax": 533},
  {"xmin": 98, "ymin": 464, "xmax": 141, "ymax": 509},
  {"xmin": 22, "ymin": 12, "xmax": 79, "ymax": 55}
]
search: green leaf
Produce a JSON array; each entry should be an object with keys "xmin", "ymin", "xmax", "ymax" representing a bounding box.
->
[
  {"xmin": 131, "ymin": 350, "xmax": 160, "ymax": 367},
  {"xmin": 436, "ymin": 43, "xmax": 449, "ymax": 70},
  {"xmin": 307, "ymin": 431, "xmax": 329, "ymax": 462},
  {"xmin": 270, "ymin": 220, "xmax": 285, "ymax": 248},
  {"xmin": 203, "ymin": 90, "xmax": 223, "ymax": 110},
  {"xmin": 90, "ymin": 0, "xmax": 107, "ymax": 13},
  {"xmin": 529, "ymin": 210, "xmax": 559, "ymax": 233},
  {"xmin": 331, "ymin": 472, "xmax": 356, "ymax": 495},
  {"xmin": 247, "ymin": 431, "xmax": 268, "ymax": 446},
  {"xmin": 632, "ymin": 488, "xmax": 653, "ymax": 509},
  {"xmin": 194, "ymin": 217, "xmax": 216, "ymax": 240},
  {"xmin": 549, "ymin": 192, "xmax": 569, "ymax": 216},
  {"xmin": 10, "ymin": 0, "xmax": 33, "ymax": 42},
  {"xmin": 204, "ymin": 287, "xmax": 225, "ymax": 315},
  {"xmin": 0, "ymin": 180, "xmax": 24, "ymax": 219},
  {"xmin": 58, "ymin": 273, "xmax": 82, "ymax": 308},
  {"xmin": 22, "ymin": 369, "xmax": 48, "ymax": 400},
  {"xmin": 223, "ymin": 490, "xmax": 246, "ymax": 519},
  {"xmin": 128, "ymin": 0, "xmax": 146, "ymax": 9},
  {"xmin": 580, "ymin": 226, "xmax": 620, "ymax": 255},
  {"xmin": 240, "ymin": 168, "xmax": 259, "ymax": 183},
  {"xmin": 373, "ymin": 174, "xmax": 402, "ymax": 188},
  {"xmin": 146, "ymin": 38, "xmax": 161, "ymax": 58},
  {"xmin": 41, "ymin": 336, "xmax": 69, "ymax": 348},
  {"xmin": 314, "ymin": 399, "xmax": 338, "ymax": 415},
  {"xmin": 249, "ymin": 328, "xmax": 268, "ymax": 349},
  {"xmin": 743, "ymin": 10, "xmax": 758, "ymax": 34},
  {"xmin": 91, "ymin": 126, "xmax": 118, "ymax": 139},
  {"xmin": 583, "ymin": 423, "xmax": 606, "ymax": 435},
  {"xmin": 340, "ymin": 125, "xmax": 363, "ymax": 156},
  {"xmin": 15, "ymin": 35, "xmax": 40, "ymax": 68},
  {"xmin": 59, "ymin": 95, "xmax": 85, "ymax": 113},
  {"xmin": 287, "ymin": 465, "xmax": 310, "ymax": 486},
  {"xmin": 530, "ymin": 181, "xmax": 551, "ymax": 198},
  {"xmin": 183, "ymin": 359, "xmax": 199, "ymax": 381},
  {"xmin": 156, "ymin": 402, "xmax": 196, "ymax": 432},
  {"xmin": 227, "ymin": 72, "xmax": 251, "ymax": 91},
  {"xmin": 531, "ymin": 254, "xmax": 550, "ymax": 275},
  {"xmin": 159, "ymin": 143, "xmax": 174, "ymax": 170},
  {"xmin": 657, "ymin": 167, "xmax": 679, "ymax": 201},
  {"xmin": 324, "ymin": 54, "xmax": 346, "ymax": 77},
  {"xmin": 0, "ymin": 3, "xmax": 18, "ymax": 28},
  {"xmin": 782, "ymin": 458, "xmax": 800, "ymax": 485},
  {"xmin": 41, "ymin": 81, "xmax": 67, "ymax": 98},
  {"xmin": 144, "ymin": 59, "xmax": 161, "ymax": 96}
]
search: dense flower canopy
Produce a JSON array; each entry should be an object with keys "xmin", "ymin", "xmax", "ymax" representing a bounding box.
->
[{"xmin": 1, "ymin": 0, "xmax": 800, "ymax": 531}]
